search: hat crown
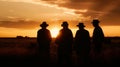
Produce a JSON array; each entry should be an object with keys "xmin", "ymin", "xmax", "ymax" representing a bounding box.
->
[
  {"xmin": 40, "ymin": 21, "xmax": 49, "ymax": 27},
  {"xmin": 61, "ymin": 21, "xmax": 68, "ymax": 26},
  {"xmin": 77, "ymin": 23, "xmax": 85, "ymax": 27},
  {"xmin": 92, "ymin": 19, "xmax": 100, "ymax": 23}
]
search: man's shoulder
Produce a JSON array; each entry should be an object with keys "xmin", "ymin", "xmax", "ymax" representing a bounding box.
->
[
  {"xmin": 84, "ymin": 29, "xmax": 89, "ymax": 32},
  {"xmin": 37, "ymin": 29, "xmax": 42, "ymax": 32}
]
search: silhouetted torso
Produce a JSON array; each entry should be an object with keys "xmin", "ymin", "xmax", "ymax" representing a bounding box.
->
[
  {"xmin": 37, "ymin": 29, "xmax": 52, "ymax": 50},
  {"xmin": 55, "ymin": 28, "xmax": 73, "ymax": 48},
  {"xmin": 74, "ymin": 29, "xmax": 91, "ymax": 52},
  {"xmin": 74, "ymin": 23, "xmax": 91, "ymax": 65},
  {"xmin": 37, "ymin": 22, "xmax": 52, "ymax": 65},
  {"xmin": 55, "ymin": 22, "xmax": 73, "ymax": 66},
  {"xmin": 92, "ymin": 20, "xmax": 104, "ymax": 54},
  {"xmin": 92, "ymin": 26, "xmax": 104, "ymax": 44}
]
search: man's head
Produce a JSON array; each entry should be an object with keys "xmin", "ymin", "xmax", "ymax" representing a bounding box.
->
[
  {"xmin": 40, "ymin": 21, "xmax": 49, "ymax": 29},
  {"xmin": 92, "ymin": 19, "xmax": 100, "ymax": 27},
  {"xmin": 61, "ymin": 21, "xmax": 69, "ymax": 28}
]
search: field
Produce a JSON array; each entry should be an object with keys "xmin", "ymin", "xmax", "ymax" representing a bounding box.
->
[{"xmin": 0, "ymin": 37, "xmax": 120, "ymax": 66}]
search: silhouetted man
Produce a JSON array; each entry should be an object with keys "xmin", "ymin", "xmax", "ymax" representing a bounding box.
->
[
  {"xmin": 74, "ymin": 23, "xmax": 91, "ymax": 65},
  {"xmin": 55, "ymin": 21, "xmax": 73, "ymax": 66},
  {"xmin": 37, "ymin": 21, "xmax": 52, "ymax": 65},
  {"xmin": 92, "ymin": 19, "xmax": 104, "ymax": 55}
]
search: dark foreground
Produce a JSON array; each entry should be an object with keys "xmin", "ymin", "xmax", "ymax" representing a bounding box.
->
[
  {"xmin": 0, "ymin": 37, "xmax": 119, "ymax": 66},
  {"xmin": 0, "ymin": 46, "xmax": 119, "ymax": 66}
]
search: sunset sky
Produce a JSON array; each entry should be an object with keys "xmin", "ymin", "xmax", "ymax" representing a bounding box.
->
[{"xmin": 0, "ymin": 0, "xmax": 120, "ymax": 37}]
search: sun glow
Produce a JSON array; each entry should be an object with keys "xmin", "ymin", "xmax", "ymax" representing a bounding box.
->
[{"xmin": 50, "ymin": 28, "xmax": 59, "ymax": 38}]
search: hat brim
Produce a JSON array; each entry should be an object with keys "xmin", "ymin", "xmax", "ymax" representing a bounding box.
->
[{"xmin": 40, "ymin": 24, "xmax": 49, "ymax": 27}]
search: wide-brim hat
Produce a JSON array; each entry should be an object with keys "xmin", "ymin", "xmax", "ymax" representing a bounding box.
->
[
  {"xmin": 40, "ymin": 21, "xmax": 49, "ymax": 27},
  {"xmin": 92, "ymin": 19, "xmax": 100, "ymax": 24},
  {"xmin": 61, "ymin": 21, "xmax": 68, "ymax": 26},
  {"xmin": 77, "ymin": 23, "xmax": 85, "ymax": 27}
]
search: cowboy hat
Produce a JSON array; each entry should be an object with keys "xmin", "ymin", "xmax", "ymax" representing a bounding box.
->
[
  {"xmin": 61, "ymin": 21, "xmax": 68, "ymax": 26},
  {"xmin": 40, "ymin": 21, "xmax": 49, "ymax": 27},
  {"xmin": 92, "ymin": 19, "xmax": 100, "ymax": 24},
  {"xmin": 77, "ymin": 23, "xmax": 85, "ymax": 27}
]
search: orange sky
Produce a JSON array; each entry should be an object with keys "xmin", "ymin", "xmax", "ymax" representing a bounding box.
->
[{"xmin": 0, "ymin": 0, "xmax": 120, "ymax": 37}]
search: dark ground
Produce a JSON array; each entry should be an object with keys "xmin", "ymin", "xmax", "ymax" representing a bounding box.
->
[{"xmin": 0, "ymin": 37, "xmax": 119, "ymax": 66}]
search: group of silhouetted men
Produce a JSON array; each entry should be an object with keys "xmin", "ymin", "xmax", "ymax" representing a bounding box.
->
[{"xmin": 37, "ymin": 19, "xmax": 104, "ymax": 66}]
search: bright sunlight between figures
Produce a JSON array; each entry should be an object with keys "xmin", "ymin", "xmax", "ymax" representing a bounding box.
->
[{"xmin": 50, "ymin": 28, "xmax": 59, "ymax": 38}]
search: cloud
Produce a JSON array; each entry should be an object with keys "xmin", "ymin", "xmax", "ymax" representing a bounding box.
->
[
  {"xmin": 2, "ymin": 0, "xmax": 120, "ymax": 16},
  {"xmin": 0, "ymin": 18, "xmax": 39, "ymax": 29},
  {"xmin": 1, "ymin": 0, "xmax": 120, "ymax": 26},
  {"xmin": 39, "ymin": 0, "xmax": 119, "ymax": 15},
  {"xmin": 38, "ymin": 0, "xmax": 120, "ymax": 25}
]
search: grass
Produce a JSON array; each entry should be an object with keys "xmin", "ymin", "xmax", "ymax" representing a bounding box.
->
[{"xmin": 0, "ymin": 37, "xmax": 119, "ymax": 66}]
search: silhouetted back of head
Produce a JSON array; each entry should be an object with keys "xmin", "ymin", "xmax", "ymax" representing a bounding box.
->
[
  {"xmin": 40, "ymin": 21, "xmax": 49, "ymax": 27},
  {"xmin": 92, "ymin": 19, "xmax": 100, "ymax": 27},
  {"xmin": 92, "ymin": 19, "xmax": 100, "ymax": 24},
  {"xmin": 61, "ymin": 21, "xmax": 68, "ymax": 27}
]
